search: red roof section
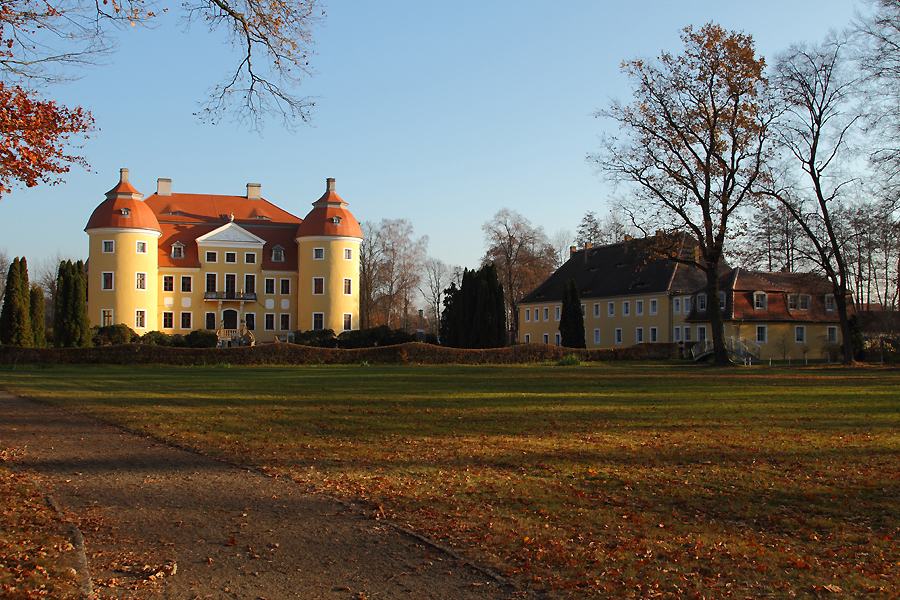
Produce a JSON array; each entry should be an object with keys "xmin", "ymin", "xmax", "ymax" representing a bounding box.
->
[
  {"xmin": 295, "ymin": 179, "xmax": 362, "ymax": 239},
  {"xmin": 84, "ymin": 172, "xmax": 161, "ymax": 233}
]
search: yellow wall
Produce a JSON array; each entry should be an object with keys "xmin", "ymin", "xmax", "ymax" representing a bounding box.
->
[
  {"xmin": 296, "ymin": 237, "xmax": 361, "ymax": 333},
  {"xmin": 87, "ymin": 229, "xmax": 160, "ymax": 331}
]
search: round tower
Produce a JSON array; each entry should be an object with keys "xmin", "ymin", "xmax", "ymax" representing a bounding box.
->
[
  {"xmin": 295, "ymin": 178, "xmax": 362, "ymax": 333},
  {"xmin": 84, "ymin": 168, "xmax": 162, "ymax": 332}
]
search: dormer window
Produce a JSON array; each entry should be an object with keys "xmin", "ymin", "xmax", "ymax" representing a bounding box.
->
[
  {"xmin": 120, "ymin": 207, "xmax": 131, "ymax": 217},
  {"xmin": 171, "ymin": 242, "xmax": 185, "ymax": 259},
  {"xmin": 754, "ymin": 292, "xmax": 767, "ymax": 310},
  {"xmin": 331, "ymin": 216, "xmax": 342, "ymax": 225},
  {"xmin": 825, "ymin": 294, "xmax": 836, "ymax": 312},
  {"xmin": 800, "ymin": 294, "xmax": 811, "ymax": 310},
  {"xmin": 719, "ymin": 292, "xmax": 726, "ymax": 309},
  {"xmin": 697, "ymin": 293, "xmax": 707, "ymax": 312},
  {"xmin": 272, "ymin": 245, "xmax": 285, "ymax": 262}
]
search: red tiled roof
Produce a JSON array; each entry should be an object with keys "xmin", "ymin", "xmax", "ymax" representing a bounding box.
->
[
  {"xmin": 295, "ymin": 181, "xmax": 362, "ymax": 239},
  {"xmin": 84, "ymin": 180, "xmax": 161, "ymax": 233}
]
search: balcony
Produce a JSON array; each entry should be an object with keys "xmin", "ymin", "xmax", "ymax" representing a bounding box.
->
[{"xmin": 203, "ymin": 291, "xmax": 257, "ymax": 301}]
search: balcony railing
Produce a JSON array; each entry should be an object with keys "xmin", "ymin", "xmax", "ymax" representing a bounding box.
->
[{"xmin": 203, "ymin": 291, "xmax": 257, "ymax": 301}]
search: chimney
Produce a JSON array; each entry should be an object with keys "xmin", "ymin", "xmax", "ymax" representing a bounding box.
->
[
  {"xmin": 584, "ymin": 241, "xmax": 592, "ymax": 261},
  {"xmin": 569, "ymin": 245, "xmax": 577, "ymax": 259},
  {"xmin": 326, "ymin": 178, "xmax": 335, "ymax": 192},
  {"xmin": 157, "ymin": 178, "xmax": 172, "ymax": 196},
  {"xmin": 247, "ymin": 183, "xmax": 261, "ymax": 200},
  {"xmin": 120, "ymin": 168, "xmax": 129, "ymax": 183}
]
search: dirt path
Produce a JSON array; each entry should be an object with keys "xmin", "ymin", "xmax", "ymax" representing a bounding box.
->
[{"xmin": 0, "ymin": 391, "xmax": 532, "ymax": 600}]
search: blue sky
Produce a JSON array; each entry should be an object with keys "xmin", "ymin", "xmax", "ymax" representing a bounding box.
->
[{"xmin": 1, "ymin": 0, "xmax": 858, "ymax": 278}]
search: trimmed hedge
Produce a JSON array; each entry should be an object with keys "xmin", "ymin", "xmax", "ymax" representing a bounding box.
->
[{"xmin": 0, "ymin": 342, "xmax": 685, "ymax": 367}]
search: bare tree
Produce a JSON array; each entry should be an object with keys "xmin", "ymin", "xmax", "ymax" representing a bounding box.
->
[
  {"xmin": 550, "ymin": 228, "xmax": 573, "ymax": 269},
  {"xmin": 0, "ymin": 250, "xmax": 9, "ymax": 301},
  {"xmin": 768, "ymin": 37, "xmax": 861, "ymax": 362},
  {"xmin": 591, "ymin": 23, "xmax": 773, "ymax": 366},
  {"xmin": 482, "ymin": 208, "xmax": 558, "ymax": 343},
  {"xmin": 419, "ymin": 257, "xmax": 454, "ymax": 334}
]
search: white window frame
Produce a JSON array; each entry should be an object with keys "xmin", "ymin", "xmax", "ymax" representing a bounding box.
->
[
  {"xmin": 684, "ymin": 327, "xmax": 691, "ymax": 342},
  {"xmin": 615, "ymin": 328, "xmax": 622, "ymax": 345},
  {"xmin": 313, "ymin": 277, "xmax": 324, "ymax": 295},
  {"xmin": 265, "ymin": 277, "xmax": 275, "ymax": 295},
  {"xmin": 163, "ymin": 275, "xmax": 174, "ymax": 292},
  {"xmin": 245, "ymin": 313, "xmax": 256, "ymax": 331},
  {"xmin": 135, "ymin": 271, "xmax": 147, "ymax": 291},
  {"xmin": 555, "ymin": 306, "xmax": 560, "ymax": 321},
  {"xmin": 636, "ymin": 300, "xmax": 644, "ymax": 316},
  {"xmin": 344, "ymin": 248, "xmax": 353, "ymax": 260},
  {"xmin": 650, "ymin": 327, "xmax": 658, "ymax": 342},
  {"xmin": 205, "ymin": 312, "xmax": 216, "ymax": 330},
  {"xmin": 754, "ymin": 292, "xmax": 767, "ymax": 310},
  {"xmin": 206, "ymin": 251, "xmax": 217, "ymax": 263},
  {"xmin": 524, "ymin": 309, "xmax": 530, "ymax": 322},
  {"xmin": 554, "ymin": 332, "xmax": 561, "ymax": 346},
  {"xmin": 343, "ymin": 278, "xmax": 352, "ymax": 295},
  {"xmin": 674, "ymin": 327, "xmax": 681, "ymax": 342},
  {"xmin": 581, "ymin": 304, "xmax": 585, "ymax": 317},
  {"xmin": 206, "ymin": 273, "xmax": 217, "ymax": 293},
  {"xmin": 594, "ymin": 303, "xmax": 600, "ymax": 318},
  {"xmin": 756, "ymin": 325, "xmax": 767, "ymax": 344},
  {"xmin": 280, "ymin": 313, "xmax": 291, "ymax": 331},
  {"xmin": 280, "ymin": 278, "xmax": 291, "ymax": 295},
  {"xmin": 313, "ymin": 247, "xmax": 325, "ymax": 260},
  {"xmin": 697, "ymin": 294, "xmax": 707, "ymax": 312},
  {"xmin": 623, "ymin": 301, "xmax": 630, "ymax": 316},
  {"xmin": 827, "ymin": 326, "xmax": 838, "ymax": 344},
  {"xmin": 720, "ymin": 292, "xmax": 727, "ymax": 309},
  {"xmin": 608, "ymin": 302, "xmax": 615, "ymax": 317},
  {"xmin": 162, "ymin": 311, "xmax": 174, "ymax": 329},
  {"xmin": 181, "ymin": 276, "xmax": 192, "ymax": 293},
  {"xmin": 225, "ymin": 252, "xmax": 237, "ymax": 264},
  {"xmin": 593, "ymin": 329, "xmax": 600, "ymax": 344},
  {"xmin": 265, "ymin": 313, "xmax": 275, "ymax": 331},
  {"xmin": 543, "ymin": 307, "xmax": 549, "ymax": 322},
  {"xmin": 313, "ymin": 312, "xmax": 324, "ymax": 330},
  {"xmin": 800, "ymin": 295, "xmax": 811, "ymax": 311},
  {"xmin": 181, "ymin": 311, "xmax": 192, "ymax": 330},
  {"xmin": 673, "ymin": 298, "xmax": 681, "ymax": 314},
  {"xmin": 245, "ymin": 252, "xmax": 256, "ymax": 264},
  {"xmin": 795, "ymin": 326, "xmax": 806, "ymax": 343},
  {"xmin": 697, "ymin": 326, "xmax": 706, "ymax": 342},
  {"xmin": 650, "ymin": 299, "xmax": 658, "ymax": 315},
  {"xmin": 684, "ymin": 297, "xmax": 692, "ymax": 314},
  {"xmin": 825, "ymin": 294, "xmax": 837, "ymax": 312},
  {"xmin": 636, "ymin": 327, "xmax": 644, "ymax": 343},
  {"xmin": 135, "ymin": 310, "xmax": 146, "ymax": 329},
  {"xmin": 171, "ymin": 243, "xmax": 184, "ymax": 259},
  {"xmin": 102, "ymin": 240, "xmax": 115, "ymax": 253},
  {"xmin": 543, "ymin": 333, "xmax": 549, "ymax": 344},
  {"xmin": 101, "ymin": 271, "xmax": 114, "ymax": 291},
  {"xmin": 272, "ymin": 247, "xmax": 285, "ymax": 262},
  {"xmin": 789, "ymin": 295, "xmax": 799, "ymax": 310},
  {"xmin": 101, "ymin": 309, "xmax": 113, "ymax": 327},
  {"xmin": 343, "ymin": 313, "xmax": 352, "ymax": 331},
  {"xmin": 135, "ymin": 240, "xmax": 147, "ymax": 254},
  {"xmin": 244, "ymin": 274, "xmax": 256, "ymax": 295},
  {"xmin": 524, "ymin": 334, "xmax": 530, "ymax": 343}
]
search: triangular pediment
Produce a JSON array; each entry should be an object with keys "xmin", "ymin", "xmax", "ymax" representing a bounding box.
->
[{"xmin": 196, "ymin": 222, "xmax": 266, "ymax": 246}]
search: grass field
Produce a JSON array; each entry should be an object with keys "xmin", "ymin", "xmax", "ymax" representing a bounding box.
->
[{"xmin": 1, "ymin": 362, "xmax": 899, "ymax": 599}]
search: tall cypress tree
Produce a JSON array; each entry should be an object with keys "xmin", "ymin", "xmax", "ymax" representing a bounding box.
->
[
  {"xmin": 29, "ymin": 285, "xmax": 46, "ymax": 347},
  {"xmin": 559, "ymin": 278, "xmax": 585, "ymax": 348},
  {"xmin": 0, "ymin": 259, "xmax": 14, "ymax": 343},
  {"xmin": 53, "ymin": 260, "xmax": 72, "ymax": 347},
  {"xmin": 73, "ymin": 260, "xmax": 91, "ymax": 347},
  {"xmin": 439, "ymin": 264, "xmax": 506, "ymax": 349},
  {"xmin": 0, "ymin": 258, "xmax": 33, "ymax": 347}
]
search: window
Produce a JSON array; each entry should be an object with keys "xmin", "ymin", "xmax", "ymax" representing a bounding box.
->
[
  {"xmin": 623, "ymin": 301, "xmax": 630, "ymax": 316},
  {"xmin": 135, "ymin": 310, "xmax": 146, "ymax": 329},
  {"xmin": 543, "ymin": 333, "xmax": 549, "ymax": 344},
  {"xmin": 206, "ymin": 251, "xmax": 217, "ymax": 263},
  {"xmin": 163, "ymin": 276, "xmax": 174, "ymax": 292},
  {"xmin": 181, "ymin": 312, "xmax": 192, "ymax": 330},
  {"xmin": 136, "ymin": 241, "xmax": 147, "ymax": 254},
  {"xmin": 789, "ymin": 295, "xmax": 799, "ymax": 310},
  {"xmin": 225, "ymin": 252, "xmax": 236, "ymax": 263},
  {"xmin": 756, "ymin": 325, "xmax": 767, "ymax": 344},
  {"xmin": 525, "ymin": 309, "xmax": 531, "ymax": 322},
  {"xmin": 245, "ymin": 313, "xmax": 255, "ymax": 331},
  {"xmin": 265, "ymin": 314, "xmax": 275, "ymax": 331},
  {"xmin": 171, "ymin": 243, "xmax": 184, "ymax": 259},
  {"xmin": 795, "ymin": 326, "xmax": 806, "ymax": 343},
  {"xmin": 135, "ymin": 272, "xmax": 146, "ymax": 290},
  {"xmin": 636, "ymin": 327, "xmax": 644, "ymax": 343},
  {"xmin": 594, "ymin": 329, "xmax": 600, "ymax": 344},
  {"xmin": 673, "ymin": 298, "xmax": 681, "ymax": 314},
  {"xmin": 650, "ymin": 299, "xmax": 658, "ymax": 315},
  {"xmin": 344, "ymin": 248, "xmax": 352, "ymax": 260},
  {"xmin": 581, "ymin": 304, "xmax": 586, "ymax": 317},
  {"xmin": 650, "ymin": 327, "xmax": 658, "ymax": 342},
  {"xmin": 608, "ymin": 302, "xmax": 615, "ymax": 317},
  {"xmin": 101, "ymin": 310, "xmax": 113, "ymax": 327},
  {"xmin": 120, "ymin": 207, "xmax": 131, "ymax": 217},
  {"xmin": 280, "ymin": 278, "xmax": 290, "ymax": 295},
  {"xmin": 684, "ymin": 327, "xmax": 691, "ymax": 342},
  {"xmin": 555, "ymin": 306, "xmax": 561, "ymax": 321},
  {"xmin": 206, "ymin": 273, "xmax": 217, "ymax": 293},
  {"xmin": 181, "ymin": 276, "xmax": 192, "ymax": 293},
  {"xmin": 225, "ymin": 274, "xmax": 236, "ymax": 294},
  {"xmin": 245, "ymin": 274, "xmax": 256, "ymax": 295},
  {"xmin": 524, "ymin": 334, "xmax": 531, "ymax": 343},
  {"xmin": 343, "ymin": 313, "xmax": 352, "ymax": 331},
  {"xmin": 313, "ymin": 277, "xmax": 324, "ymax": 295},
  {"xmin": 343, "ymin": 278, "xmax": 352, "ymax": 295},
  {"xmin": 697, "ymin": 326, "xmax": 707, "ymax": 342},
  {"xmin": 534, "ymin": 308, "xmax": 539, "ymax": 322},
  {"xmin": 313, "ymin": 248, "xmax": 324, "ymax": 260},
  {"xmin": 825, "ymin": 294, "xmax": 837, "ymax": 312},
  {"xmin": 720, "ymin": 292, "xmax": 727, "ymax": 309},
  {"xmin": 697, "ymin": 294, "xmax": 707, "ymax": 311},
  {"xmin": 102, "ymin": 240, "xmax": 114, "ymax": 253},
  {"xmin": 102, "ymin": 272, "xmax": 114, "ymax": 290},
  {"xmin": 163, "ymin": 312, "xmax": 174, "ymax": 329},
  {"xmin": 636, "ymin": 300, "xmax": 644, "ymax": 316},
  {"xmin": 206, "ymin": 313, "xmax": 216, "ymax": 330},
  {"xmin": 594, "ymin": 303, "xmax": 600, "ymax": 317},
  {"xmin": 272, "ymin": 246, "xmax": 284, "ymax": 262},
  {"xmin": 684, "ymin": 297, "xmax": 692, "ymax": 314},
  {"xmin": 754, "ymin": 292, "xmax": 767, "ymax": 310},
  {"xmin": 543, "ymin": 307, "xmax": 549, "ymax": 321},
  {"xmin": 827, "ymin": 326, "xmax": 838, "ymax": 343},
  {"xmin": 674, "ymin": 327, "xmax": 681, "ymax": 342},
  {"xmin": 245, "ymin": 252, "xmax": 256, "ymax": 264},
  {"xmin": 615, "ymin": 328, "xmax": 622, "ymax": 344},
  {"xmin": 263, "ymin": 278, "xmax": 275, "ymax": 295},
  {"xmin": 800, "ymin": 295, "xmax": 811, "ymax": 311},
  {"xmin": 313, "ymin": 313, "xmax": 324, "ymax": 330},
  {"xmin": 554, "ymin": 333, "xmax": 561, "ymax": 346},
  {"xmin": 280, "ymin": 314, "xmax": 291, "ymax": 331}
]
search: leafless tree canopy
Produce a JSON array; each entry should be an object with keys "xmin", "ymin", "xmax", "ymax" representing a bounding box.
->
[{"xmin": 419, "ymin": 257, "xmax": 454, "ymax": 334}]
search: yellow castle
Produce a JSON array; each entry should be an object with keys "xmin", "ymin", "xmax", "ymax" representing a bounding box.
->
[{"xmin": 85, "ymin": 169, "xmax": 362, "ymax": 344}]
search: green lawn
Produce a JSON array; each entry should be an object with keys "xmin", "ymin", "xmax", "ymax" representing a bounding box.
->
[{"xmin": 2, "ymin": 363, "xmax": 898, "ymax": 599}]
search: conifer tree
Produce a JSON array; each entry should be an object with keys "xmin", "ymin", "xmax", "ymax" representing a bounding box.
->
[
  {"xmin": 0, "ymin": 257, "xmax": 33, "ymax": 346},
  {"xmin": 29, "ymin": 285, "xmax": 46, "ymax": 347},
  {"xmin": 559, "ymin": 279, "xmax": 585, "ymax": 348},
  {"xmin": 439, "ymin": 264, "xmax": 506, "ymax": 349},
  {"xmin": 73, "ymin": 260, "xmax": 91, "ymax": 347},
  {"xmin": 53, "ymin": 260, "xmax": 71, "ymax": 347}
]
